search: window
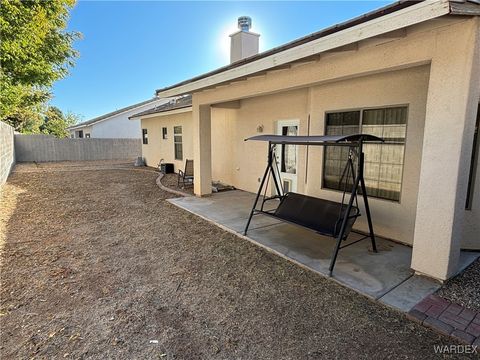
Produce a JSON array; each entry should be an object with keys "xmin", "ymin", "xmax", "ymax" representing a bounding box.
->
[
  {"xmin": 76, "ymin": 130, "xmax": 83, "ymax": 138},
  {"xmin": 323, "ymin": 106, "xmax": 407, "ymax": 201},
  {"xmin": 162, "ymin": 127, "xmax": 168, "ymax": 140},
  {"xmin": 174, "ymin": 126, "xmax": 183, "ymax": 160},
  {"xmin": 466, "ymin": 104, "xmax": 480, "ymax": 210},
  {"xmin": 85, "ymin": 133, "xmax": 90, "ymax": 138},
  {"xmin": 142, "ymin": 129, "xmax": 148, "ymax": 144}
]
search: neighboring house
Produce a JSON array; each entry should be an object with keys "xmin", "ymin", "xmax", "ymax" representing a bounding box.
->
[
  {"xmin": 131, "ymin": 0, "xmax": 480, "ymax": 281},
  {"xmin": 68, "ymin": 98, "xmax": 170, "ymax": 138}
]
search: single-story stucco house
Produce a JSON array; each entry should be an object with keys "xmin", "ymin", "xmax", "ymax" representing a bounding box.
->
[
  {"xmin": 68, "ymin": 97, "xmax": 169, "ymax": 139},
  {"xmin": 130, "ymin": 0, "xmax": 480, "ymax": 282}
]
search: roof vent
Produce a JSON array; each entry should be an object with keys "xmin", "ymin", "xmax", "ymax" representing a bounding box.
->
[{"xmin": 238, "ymin": 16, "xmax": 252, "ymax": 32}]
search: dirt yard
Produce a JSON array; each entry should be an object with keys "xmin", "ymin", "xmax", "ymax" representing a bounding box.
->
[{"xmin": 0, "ymin": 162, "xmax": 463, "ymax": 359}]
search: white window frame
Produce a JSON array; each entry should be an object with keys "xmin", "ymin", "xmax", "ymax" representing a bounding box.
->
[{"xmin": 174, "ymin": 126, "xmax": 183, "ymax": 160}]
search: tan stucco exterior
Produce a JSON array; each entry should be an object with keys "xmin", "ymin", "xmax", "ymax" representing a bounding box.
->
[
  {"xmin": 141, "ymin": 16, "xmax": 480, "ymax": 281},
  {"xmin": 207, "ymin": 67, "xmax": 428, "ymax": 246},
  {"xmin": 140, "ymin": 111, "xmax": 193, "ymax": 171}
]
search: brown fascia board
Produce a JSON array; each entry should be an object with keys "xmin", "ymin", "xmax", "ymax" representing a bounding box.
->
[{"xmin": 154, "ymin": 1, "xmax": 421, "ymax": 96}]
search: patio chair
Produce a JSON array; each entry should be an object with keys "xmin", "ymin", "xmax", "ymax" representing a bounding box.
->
[{"xmin": 178, "ymin": 159, "xmax": 194, "ymax": 188}]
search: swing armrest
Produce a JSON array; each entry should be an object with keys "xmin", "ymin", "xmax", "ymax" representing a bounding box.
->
[
  {"xmin": 333, "ymin": 206, "xmax": 360, "ymax": 238},
  {"xmin": 260, "ymin": 195, "xmax": 282, "ymax": 211}
]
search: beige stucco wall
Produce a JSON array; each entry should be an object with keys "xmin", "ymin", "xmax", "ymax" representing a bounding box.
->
[
  {"xmin": 209, "ymin": 67, "xmax": 429, "ymax": 245},
  {"xmin": 309, "ymin": 67, "xmax": 429, "ymax": 245},
  {"xmin": 143, "ymin": 16, "xmax": 479, "ymax": 279},
  {"xmin": 140, "ymin": 111, "xmax": 193, "ymax": 171},
  {"xmin": 411, "ymin": 17, "xmax": 480, "ymax": 278},
  {"xmin": 189, "ymin": 16, "xmax": 480, "ymax": 280},
  {"xmin": 211, "ymin": 108, "xmax": 236, "ymax": 184},
  {"xmin": 219, "ymin": 89, "xmax": 309, "ymax": 193}
]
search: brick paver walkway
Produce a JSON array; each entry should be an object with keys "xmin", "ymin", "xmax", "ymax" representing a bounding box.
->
[{"xmin": 408, "ymin": 294, "xmax": 480, "ymax": 346}]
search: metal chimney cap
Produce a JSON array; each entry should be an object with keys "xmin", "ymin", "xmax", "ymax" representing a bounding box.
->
[{"xmin": 238, "ymin": 16, "xmax": 252, "ymax": 32}]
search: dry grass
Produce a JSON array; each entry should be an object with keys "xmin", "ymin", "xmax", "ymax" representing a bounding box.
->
[{"xmin": 0, "ymin": 162, "xmax": 458, "ymax": 359}]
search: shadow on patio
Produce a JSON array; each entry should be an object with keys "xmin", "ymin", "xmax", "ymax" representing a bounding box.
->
[{"xmin": 168, "ymin": 190, "xmax": 479, "ymax": 312}]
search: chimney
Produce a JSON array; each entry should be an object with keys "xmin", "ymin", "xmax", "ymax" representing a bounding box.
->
[{"xmin": 230, "ymin": 16, "xmax": 260, "ymax": 64}]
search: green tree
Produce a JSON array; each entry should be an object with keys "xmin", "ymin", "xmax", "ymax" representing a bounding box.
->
[
  {"xmin": 40, "ymin": 106, "xmax": 79, "ymax": 138},
  {"xmin": 0, "ymin": 0, "xmax": 80, "ymax": 130},
  {"xmin": 4, "ymin": 104, "xmax": 44, "ymax": 134}
]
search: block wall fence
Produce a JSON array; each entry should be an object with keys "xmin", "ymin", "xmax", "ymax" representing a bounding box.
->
[
  {"xmin": 14, "ymin": 135, "xmax": 141, "ymax": 162},
  {"xmin": 0, "ymin": 121, "xmax": 15, "ymax": 186}
]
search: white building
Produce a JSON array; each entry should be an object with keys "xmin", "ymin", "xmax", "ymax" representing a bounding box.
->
[{"xmin": 68, "ymin": 98, "xmax": 169, "ymax": 139}]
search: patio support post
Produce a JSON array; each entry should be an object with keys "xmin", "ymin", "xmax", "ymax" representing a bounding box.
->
[
  {"xmin": 411, "ymin": 18, "xmax": 480, "ymax": 280},
  {"xmin": 193, "ymin": 103, "xmax": 212, "ymax": 196}
]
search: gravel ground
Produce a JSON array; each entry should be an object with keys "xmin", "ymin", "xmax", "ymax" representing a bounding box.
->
[
  {"xmin": 436, "ymin": 259, "xmax": 480, "ymax": 312},
  {"xmin": 0, "ymin": 162, "xmax": 467, "ymax": 359}
]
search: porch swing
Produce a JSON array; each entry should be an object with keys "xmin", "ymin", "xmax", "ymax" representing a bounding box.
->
[{"xmin": 243, "ymin": 134, "xmax": 384, "ymax": 276}]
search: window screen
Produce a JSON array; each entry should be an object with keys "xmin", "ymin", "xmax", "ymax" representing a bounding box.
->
[
  {"xmin": 323, "ymin": 111, "xmax": 360, "ymax": 192},
  {"xmin": 323, "ymin": 106, "xmax": 407, "ymax": 201},
  {"xmin": 174, "ymin": 126, "xmax": 183, "ymax": 160}
]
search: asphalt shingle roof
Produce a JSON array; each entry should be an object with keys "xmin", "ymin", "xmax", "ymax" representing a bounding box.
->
[{"xmin": 129, "ymin": 95, "xmax": 192, "ymax": 119}]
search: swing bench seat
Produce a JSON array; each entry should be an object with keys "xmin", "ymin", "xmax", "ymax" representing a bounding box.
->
[
  {"xmin": 243, "ymin": 133, "xmax": 384, "ymax": 275},
  {"xmin": 271, "ymin": 192, "xmax": 360, "ymax": 238}
]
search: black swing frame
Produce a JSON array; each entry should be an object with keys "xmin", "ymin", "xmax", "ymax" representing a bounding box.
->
[{"xmin": 243, "ymin": 134, "xmax": 384, "ymax": 276}]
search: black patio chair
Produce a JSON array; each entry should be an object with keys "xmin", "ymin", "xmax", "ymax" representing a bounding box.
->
[{"xmin": 178, "ymin": 159, "xmax": 194, "ymax": 188}]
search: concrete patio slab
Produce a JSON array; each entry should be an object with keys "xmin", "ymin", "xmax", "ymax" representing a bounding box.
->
[
  {"xmin": 379, "ymin": 275, "xmax": 442, "ymax": 312},
  {"xmin": 167, "ymin": 190, "xmax": 478, "ymax": 312}
]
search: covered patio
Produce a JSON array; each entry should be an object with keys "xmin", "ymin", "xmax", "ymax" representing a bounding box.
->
[{"xmin": 168, "ymin": 190, "xmax": 479, "ymax": 312}]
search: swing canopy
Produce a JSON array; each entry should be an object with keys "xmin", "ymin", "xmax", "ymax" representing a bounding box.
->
[{"xmin": 245, "ymin": 134, "xmax": 384, "ymax": 145}]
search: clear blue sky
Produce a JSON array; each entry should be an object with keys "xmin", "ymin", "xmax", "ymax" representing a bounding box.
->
[{"xmin": 51, "ymin": 1, "xmax": 390, "ymax": 120}]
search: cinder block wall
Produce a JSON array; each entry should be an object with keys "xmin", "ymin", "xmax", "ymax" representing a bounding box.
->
[
  {"xmin": 0, "ymin": 121, "xmax": 15, "ymax": 186},
  {"xmin": 14, "ymin": 135, "xmax": 141, "ymax": 162}
]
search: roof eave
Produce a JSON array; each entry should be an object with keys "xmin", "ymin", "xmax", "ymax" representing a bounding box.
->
[
  {"xmin": 129, "ymin": 106, "xmax": 193, "ymax": 120},
  {"xmin": 155, "ymin": 0, "xmax": 453, "ymax": 98}
]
